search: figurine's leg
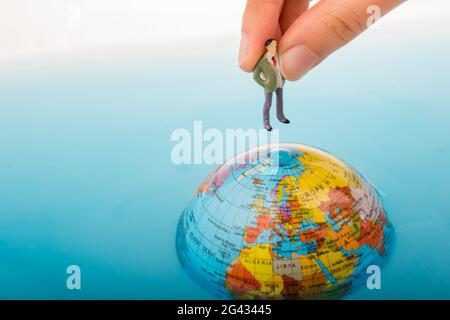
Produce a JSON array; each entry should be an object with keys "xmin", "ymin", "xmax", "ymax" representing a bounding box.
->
[
  {"xmin": 263, "ymin": 91, "xmax": 273, "ymax": 131},
  {"xmin": 276, "ymin": 88, "xmax": 290, "ymax": 124}
]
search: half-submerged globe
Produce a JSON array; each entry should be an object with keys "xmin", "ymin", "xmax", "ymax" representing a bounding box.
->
[{"xmin": 176, "ymin": 144, "xmax": 393, "ymax": 299}]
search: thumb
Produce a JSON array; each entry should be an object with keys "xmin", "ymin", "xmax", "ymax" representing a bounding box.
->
[{"xmin": 279, "ymin": 0, "xmax": 405, "ymax": 81}]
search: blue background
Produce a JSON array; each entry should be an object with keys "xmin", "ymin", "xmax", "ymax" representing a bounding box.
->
[{"xmin": 1, "ymin": 26, "xmax": 449, "ymax": 299}]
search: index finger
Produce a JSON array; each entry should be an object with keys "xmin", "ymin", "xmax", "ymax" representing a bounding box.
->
[{"xmin": 239, "ymin": 0, "xmax": 284, "ymax": 72}]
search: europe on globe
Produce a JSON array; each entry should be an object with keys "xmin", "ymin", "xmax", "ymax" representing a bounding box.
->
[{"xmin": 176, "ymin": 144, "xmax": 393, "ymax": 299}]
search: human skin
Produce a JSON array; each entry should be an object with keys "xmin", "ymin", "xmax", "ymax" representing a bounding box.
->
[{"xmin": 239, "ymin": 0, "xmax": 405, "ymax": 81}]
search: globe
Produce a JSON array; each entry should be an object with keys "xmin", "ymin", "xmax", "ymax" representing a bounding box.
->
[{"xmin": 176, "ymin": 144, "xmax": 393, "ymax": 299}]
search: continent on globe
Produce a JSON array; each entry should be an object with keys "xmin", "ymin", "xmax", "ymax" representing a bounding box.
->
[{"xmin": 176, "ymin": 144, "xmax": 393, "ymax": 300}]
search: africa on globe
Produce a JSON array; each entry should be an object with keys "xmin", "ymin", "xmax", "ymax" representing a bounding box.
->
[{"xmin": 176, "ymin": 144, "xmax": 393, "ymax": 299}]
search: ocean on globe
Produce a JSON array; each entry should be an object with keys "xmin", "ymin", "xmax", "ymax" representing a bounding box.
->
[{"xmin": 176, "ymin": 144, "xmax": 393, "ymax": 299}]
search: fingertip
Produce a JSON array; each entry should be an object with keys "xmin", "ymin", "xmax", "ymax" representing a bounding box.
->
[
  {"xmin": 280, "ymin": 45, "xmax": 319, "ymax": 81},
  {"xmin": 238, "ymin": 53, "xmax": 259, "ymax": 73},
  {"xmin": 239, "ymin": 0, "xmax": 284, "ymax": 72},
  {"xmin": 238, "ymin": 36, "xmax": 266, "ymax": 72},
  {"xmin": 239, "ymin": 60, "xmax": 254, "ymax": 73},
  {"xmin": 238, "ymin": 33, "xmax": 254, "ymax": 72}
]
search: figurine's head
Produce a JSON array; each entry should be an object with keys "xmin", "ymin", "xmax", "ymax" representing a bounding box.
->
[{"xmin": 265, "ymin": 39, "xmax": 277, "ymax": 53}]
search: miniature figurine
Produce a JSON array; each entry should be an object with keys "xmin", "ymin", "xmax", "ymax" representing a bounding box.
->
[{"xmin": 253, "ymin": 39, "xmax": 290, "ymax": 131}]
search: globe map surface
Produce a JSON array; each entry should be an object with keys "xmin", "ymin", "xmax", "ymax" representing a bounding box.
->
[{"xmin": 176, "ymin": 144, "xmax": 393, "ymax": 299}]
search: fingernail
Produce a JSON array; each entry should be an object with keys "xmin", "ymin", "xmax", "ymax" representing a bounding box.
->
[
  {"xmin": 238, "ymin": 33, "xmax": 249, "ymax": 68},
  {"xmin": 280, "ymin": 45, "xmax": 319, "ymax": 80}
]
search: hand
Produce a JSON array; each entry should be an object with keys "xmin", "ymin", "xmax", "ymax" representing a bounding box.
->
[{"xmin": 239, "ymin": 0, "xmax": 405, "ymax": 80}]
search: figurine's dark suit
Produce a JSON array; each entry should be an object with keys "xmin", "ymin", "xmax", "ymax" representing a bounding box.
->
[{"xmin": 253, "ymin": 51, "xmax": 289, "ymax": 131}]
